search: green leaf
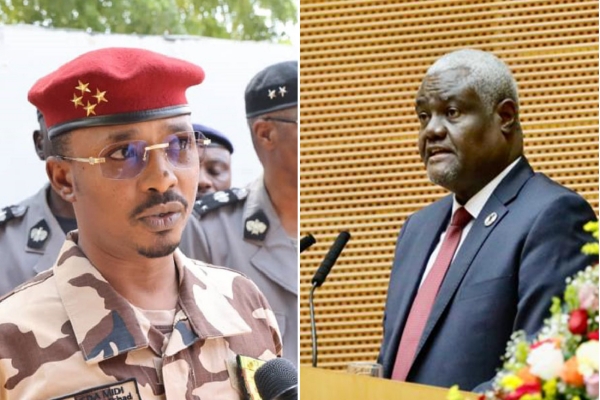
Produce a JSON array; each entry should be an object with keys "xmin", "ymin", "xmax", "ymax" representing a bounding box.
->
[{"xmin": 0, "ymin": 0, "xmax": 297, "ymax": 41}]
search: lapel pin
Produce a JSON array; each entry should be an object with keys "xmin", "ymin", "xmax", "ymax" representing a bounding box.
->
[{"xmin": 484, "ymin": 212, "xmax": 498, "ymax": 227}]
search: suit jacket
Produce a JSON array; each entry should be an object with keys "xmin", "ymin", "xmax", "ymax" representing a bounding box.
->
[
  {"xmin": 378, "ymin": 158, "xmax": 597, "ymax": 390},
  {"xmin": 179, "ymin": 176, "xmax": 298, "ymax": 366}
]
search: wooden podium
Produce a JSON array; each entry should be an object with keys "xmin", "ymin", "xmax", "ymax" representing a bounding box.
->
[{"xmin": 300, "ymin": 366, "xmax": 479, "ymax": 400}]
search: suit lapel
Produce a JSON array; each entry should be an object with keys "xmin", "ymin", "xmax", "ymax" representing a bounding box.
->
[
  {"xmin": 388, "ymin": 197, "xmax": 452, "ymax": 359},
  {"xmin": 414, "ymin": 158, "xmax": 535, "ymax": 360}
]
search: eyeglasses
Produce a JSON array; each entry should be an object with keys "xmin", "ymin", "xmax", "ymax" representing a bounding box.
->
[
  {"xmin": 56, "ymin": 131, "xmax": 211, "ymax": 180},
  {"xmin": 261, "ymin": 116, "xmax": 298, "ymax": 124}
]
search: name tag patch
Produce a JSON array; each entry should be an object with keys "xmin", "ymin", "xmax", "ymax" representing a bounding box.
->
[{"xmin": 52, "ymin": 378, "xmax": 141, "ymax": 400}]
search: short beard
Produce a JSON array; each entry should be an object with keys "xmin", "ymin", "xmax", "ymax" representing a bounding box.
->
[
  {"xmin": 136, "ymin": 241, "xmax": 179, "ymax": 258},
  {"xmin": 427, "ymin": 163, "xmax": 460, "ymax": 190}
]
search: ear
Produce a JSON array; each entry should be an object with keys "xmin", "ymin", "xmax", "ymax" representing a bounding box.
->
[
  {"xmin": 251, "ymin": 119, "xmax": 276, "ymax": 151},
  {"xmin": 33, "ymin": 130, "xmax": 45, "ymax": 161},
  {"xmin": 496, "ymin": 99, "xmax": 517, "ymax": 135},
  {"xmin": 46, "ymin": 157, "xmax": 76, "ymax": 203}
]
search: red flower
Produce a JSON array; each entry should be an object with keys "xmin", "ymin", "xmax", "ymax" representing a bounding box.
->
[
  {"xmin": 588, "ymin": 330, "xmax": 599, "ymax": 341},
  {"xmin": 505, "ymin": 382, "xmax": 542, "ymax": 400},
  {"xmin": 568, "ymin": 309, "xmax": 588, "ymax": 335}
]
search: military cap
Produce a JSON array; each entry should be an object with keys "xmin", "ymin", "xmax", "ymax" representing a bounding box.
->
[
  {"xmin": 28, "ymin": 47, "xmax": 205, "ymax": 139},
  {"xmin": 192, "ymin": 123, "xmax": 234, "ymax": 154},
  {"xmin": 245, "ymin": 61, "xmax": 297, "ymax": 118}
]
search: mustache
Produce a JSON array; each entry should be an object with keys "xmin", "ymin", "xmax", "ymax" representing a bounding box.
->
[{"xmin": 130, "ymin": 191, "xmax": 189, "ymax": 219}]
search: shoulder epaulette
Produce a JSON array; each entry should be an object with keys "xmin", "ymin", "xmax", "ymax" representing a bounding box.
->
[
  {"xmin": 193, "ymin": 188, "xmax": 248, "ymax": 217},
  {"xmin": 0, "ymin": 205, "xmax": 28, "ymax": 227}
]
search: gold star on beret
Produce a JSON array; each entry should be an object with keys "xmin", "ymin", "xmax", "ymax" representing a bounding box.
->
[
  {"xmin": 71, "ymin": 94, "xmax": 84, "ymax": 108},
  {"xmin": 70, "ymin": 81, "xmax": 108, "ymax": 117},
  {"xmin": 75, "ymin": 80, "xmax": 91, "ymax": 94}
]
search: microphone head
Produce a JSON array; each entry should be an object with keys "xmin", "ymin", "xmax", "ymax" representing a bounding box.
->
[
  {"xmin": 254, "ymin": 358, "xmax": 298, "ymax": 400},
  {"xmin": 300, "ymin": 234, "xmax": 317, "ymax": 253},
  {"xmin": 311, "ymin": 230, "xmax": 351, "ymax": 287}
]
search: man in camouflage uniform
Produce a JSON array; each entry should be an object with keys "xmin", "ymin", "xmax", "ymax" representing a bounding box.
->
[
  {"xmin": 0, "ymin": 47, "xmax": 281, "ymax": 399},
  {"xmin": 0, "ymin": 112, "xmax": 77, "ymax": 296},
  {"xmin": 180, "ymin": 61, "xmax": 298, "ymax": 366},
  {"xmin": 0, "ymin": 118, "xmax": 232, "ymax": 296}
]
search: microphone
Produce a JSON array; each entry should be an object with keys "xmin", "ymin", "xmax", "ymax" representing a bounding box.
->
[
  {"xmin": 311, "ymin": 231, "xmax": 350, "ymax": 287},
  {"xmin": 254, "ymin": 358, "xmax": 298, "ymax": 400},
  {"xmin": 300, "ymin": 234, "xmax": 316, "ymax": 253},
  {"xmin": 309, "ymin": 231, "xmax": 351, "ymax": 367}
]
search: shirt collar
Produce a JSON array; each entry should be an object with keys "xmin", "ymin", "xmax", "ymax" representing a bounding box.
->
[
  {"xmin": 452, "ymin": 157, "xmax": 521, "ymax": 218},
  {"xmin": 243, "ymin": 175, "xmax": 277, "ymax": 221},
  {"xmin": 55, "ymin": 233, "xmax": 252, "ymax": 363},
  {"xmin": 241, "ymin": 175, "xmax": 284, "ymax": 242}
]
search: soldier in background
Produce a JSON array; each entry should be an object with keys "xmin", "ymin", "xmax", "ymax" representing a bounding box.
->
[
  {"xmin": 180, "ymin": 60, "xmax": 299, "ymax": 366},
  {"xmin": 0, "ymin": 47, "xmax": 281, "ymax": 399},
  {"xmin": 193, "ymin": 122, "xmax": 234, "ymax": 199},
  {"xmin": 0, "ymin": 111, "xmax": 76, "ymax": 296}
]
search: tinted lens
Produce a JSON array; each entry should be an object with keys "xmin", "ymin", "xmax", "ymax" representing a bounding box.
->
[
  {"xmin": 165, "ymin": 132, "xmax": 198, "ymax": 167},
  {"xmin": 99, "ymin": 140, "xmax": 147, "ymax": 179},
  {"xmin": 97, "ymin": 132, "xmax": 201, "ymax": 179}
]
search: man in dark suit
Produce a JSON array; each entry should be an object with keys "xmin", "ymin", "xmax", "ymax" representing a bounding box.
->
[{"xmin": 377, "ymin": 49, "xmax": 597, "ymax": 391}]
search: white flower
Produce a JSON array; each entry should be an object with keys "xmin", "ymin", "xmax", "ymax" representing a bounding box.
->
[
  {"xmin": 585, "ymin": 373, "xmax": 599, "ymax": 398},
  {"xmin": 578, "ymin": 283, "xmax": 598, "ymax": 311},
  {"xmin": 576, "ymin": 340, "xmax": 599, "ymax": 378},
  {"xmin": 527, "ymin": 342, "xmax": 564, "ymax": 380}
]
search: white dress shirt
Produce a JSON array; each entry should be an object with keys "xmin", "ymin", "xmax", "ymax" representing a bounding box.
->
[{"xmin": 419, "ymin": 157, "xmax": 521, "ymax": 286}]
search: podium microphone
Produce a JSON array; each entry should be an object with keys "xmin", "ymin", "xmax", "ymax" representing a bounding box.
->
[
  {"xmin": 254, "ymin": 358, "xmax": 298, "ymax": 400},
  {"xmin": 309, "ymin": 231, "xmax": 351, "ymax": 367},
  {"xmin": 300, "ymin": 234, "xmax": 316, "ymax": 253}
]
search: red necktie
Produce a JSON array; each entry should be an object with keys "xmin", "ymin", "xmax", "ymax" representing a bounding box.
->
[{"xmin": 391, "ymin": 207, "xmax": 473, "ymax": 381}]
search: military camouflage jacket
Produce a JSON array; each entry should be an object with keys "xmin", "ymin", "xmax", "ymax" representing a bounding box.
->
[{"xmin": 0, "ymin": 232, "xmax": 282, "ymax": 399}]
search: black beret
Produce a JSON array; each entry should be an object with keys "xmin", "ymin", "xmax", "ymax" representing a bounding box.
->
[
  {"xmin": 192, "ymin": 123, "xmax": 234, "ymax": 154},
  {"xmin": 245, "ymin": 61, "xmax": 298, "ymax": 118}
]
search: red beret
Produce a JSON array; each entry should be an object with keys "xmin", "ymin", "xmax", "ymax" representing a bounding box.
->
[{"xmin": 28, "ymin": 47, "xmax": 205, "ymax": 138}]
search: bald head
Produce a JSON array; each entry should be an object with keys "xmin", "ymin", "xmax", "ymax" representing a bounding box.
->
[{"xmin": 427, "ymin": 49, "xmax": 519, "ymax": 116}]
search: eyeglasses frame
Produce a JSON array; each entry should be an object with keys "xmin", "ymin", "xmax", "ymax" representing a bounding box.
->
[{"xmin": 54, "ymin": 133, "xmax": 211, "ymax": 172}]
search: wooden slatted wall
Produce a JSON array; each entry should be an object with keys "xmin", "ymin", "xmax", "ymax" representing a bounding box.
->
[{"xmin": 299, "ymin": 0, "xmax": 599, "ymax": 369}]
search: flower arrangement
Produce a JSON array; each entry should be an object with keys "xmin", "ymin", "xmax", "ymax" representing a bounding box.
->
[{"xmin": 449, "ymin": 221, "xmax": 599, "ymax": 400}]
